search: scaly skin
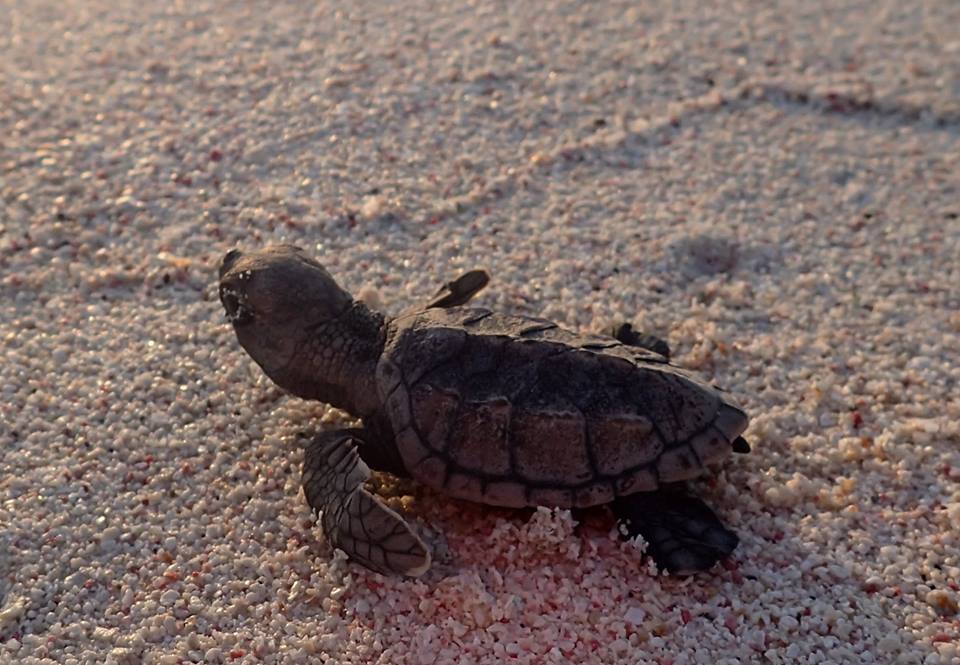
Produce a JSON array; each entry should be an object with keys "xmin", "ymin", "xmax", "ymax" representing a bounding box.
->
[{"xmin": 279, "ymin": 302, "xmax": 385, "ymax": 416}]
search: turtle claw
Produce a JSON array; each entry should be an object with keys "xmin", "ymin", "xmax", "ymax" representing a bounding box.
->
[
  {"xmin": 732, "ymin": 436, "xmax": 751, "ymax": 454},
  {"xmin": 612, "ymin": 491, "xmax": 738, "ymax": 575}
]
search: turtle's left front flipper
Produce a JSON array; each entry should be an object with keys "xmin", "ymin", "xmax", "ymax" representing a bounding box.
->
[
  {"xmin": 422, "ymin": 269, "xmax": 489, "ymax": 309},
  {"xmin": 302, "ymin": 430, "xmax": 431, "ymax": 576}
]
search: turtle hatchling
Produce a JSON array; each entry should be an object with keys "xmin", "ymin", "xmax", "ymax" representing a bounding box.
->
[{"xmin": 218, "ymin": 245, "xmax": 751, "ymax": 577}]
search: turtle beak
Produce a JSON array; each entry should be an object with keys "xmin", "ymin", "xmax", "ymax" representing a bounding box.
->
[
  {"xmin": 219, "ymin": 282, "xmax": 253, "ymax": 326},
  {"xmin": 218, "ymin": 249, "xmax": 254, "ymax": 325}
]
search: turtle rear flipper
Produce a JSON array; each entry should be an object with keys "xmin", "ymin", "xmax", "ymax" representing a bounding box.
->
[
  {"xmin": 612, "ymin": 490, "xmax": 738, "ymax": 575},
  {"xmin": 609, "ymin": 322, "xmax": 671, "ymax": 360},
  {"xmin": 302, "ymin": 430, "xmax": 431, "ymax": 576}
]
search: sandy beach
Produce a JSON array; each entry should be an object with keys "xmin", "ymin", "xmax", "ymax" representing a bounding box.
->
[{"xmin": 2, "ymin": 1, "xmax": 959, "ymax": 663}]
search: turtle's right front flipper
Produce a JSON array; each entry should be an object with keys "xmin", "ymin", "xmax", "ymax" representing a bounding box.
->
[{"xmin": 302, "ymin": 430, "xmax": 431, "ymax": 576}]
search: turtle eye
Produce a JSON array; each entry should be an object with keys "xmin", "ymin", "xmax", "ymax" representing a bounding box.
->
[{"xmin": 219, "ymin": 248, "xmax": 243, "ymax": 278}]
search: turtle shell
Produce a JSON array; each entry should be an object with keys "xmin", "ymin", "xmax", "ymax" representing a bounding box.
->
[{"xmin": 376, "ymin": 307, "xmax": 749, "ymax": 509}]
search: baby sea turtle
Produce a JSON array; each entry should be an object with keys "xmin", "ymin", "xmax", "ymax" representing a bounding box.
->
[{"xmin": 218, "ymin": 245, "xmax": 751, "ymax": 577}]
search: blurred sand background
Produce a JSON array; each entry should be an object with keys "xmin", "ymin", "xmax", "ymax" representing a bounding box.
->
[{"xmin": 2, "ymin": 1, "xmax": 959, "ymax": 663}]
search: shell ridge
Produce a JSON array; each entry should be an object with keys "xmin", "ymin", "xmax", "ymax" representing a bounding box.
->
[
  {"xmin": 558, "ymin": 360, "xmax": 602, "ymax": 482},
  {"xmin": 687, "ymin": 438, "xmax": 706, "ymax": 470},
  {"xmin": 710, "ymin": 423, "xmax": 732, "ymax": 444},
  {"xmin": 662, "ymin": 375, "xmax": 685, "ymax": 447},
  {"xmin": 461, "ymin": 309, "xmax": 494, "ymax": 326}
]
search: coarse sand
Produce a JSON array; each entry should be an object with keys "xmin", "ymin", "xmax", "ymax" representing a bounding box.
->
[{"xmin": 2, "ymin": 1, "xmax": 959, "ymax": 663}]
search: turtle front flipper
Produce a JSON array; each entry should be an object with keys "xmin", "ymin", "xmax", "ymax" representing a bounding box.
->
[
  {"xmin": 612, "ymin": 490, "xmax": 738, "ymax": 575},
  {"xmin": 608, "ymin": 322, "xmax": 671, "ymax": 360},
  {"xmin": 302, "ymin": 430, "xmax": 431, "ymax": 576},
  {"xmin": 422, "ymin": 269, "xmax": 489, "ymax": 309}
]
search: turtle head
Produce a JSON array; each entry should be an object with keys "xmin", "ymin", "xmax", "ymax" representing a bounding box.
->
[{"xmin": 218, "ymin": 245, "xmax": 354, "ymax": 388}]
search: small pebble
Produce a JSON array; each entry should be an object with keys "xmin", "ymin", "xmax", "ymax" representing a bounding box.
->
[{"xmin": 926, "ymin": 590, "xmax": 959, "ymax": 616}]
